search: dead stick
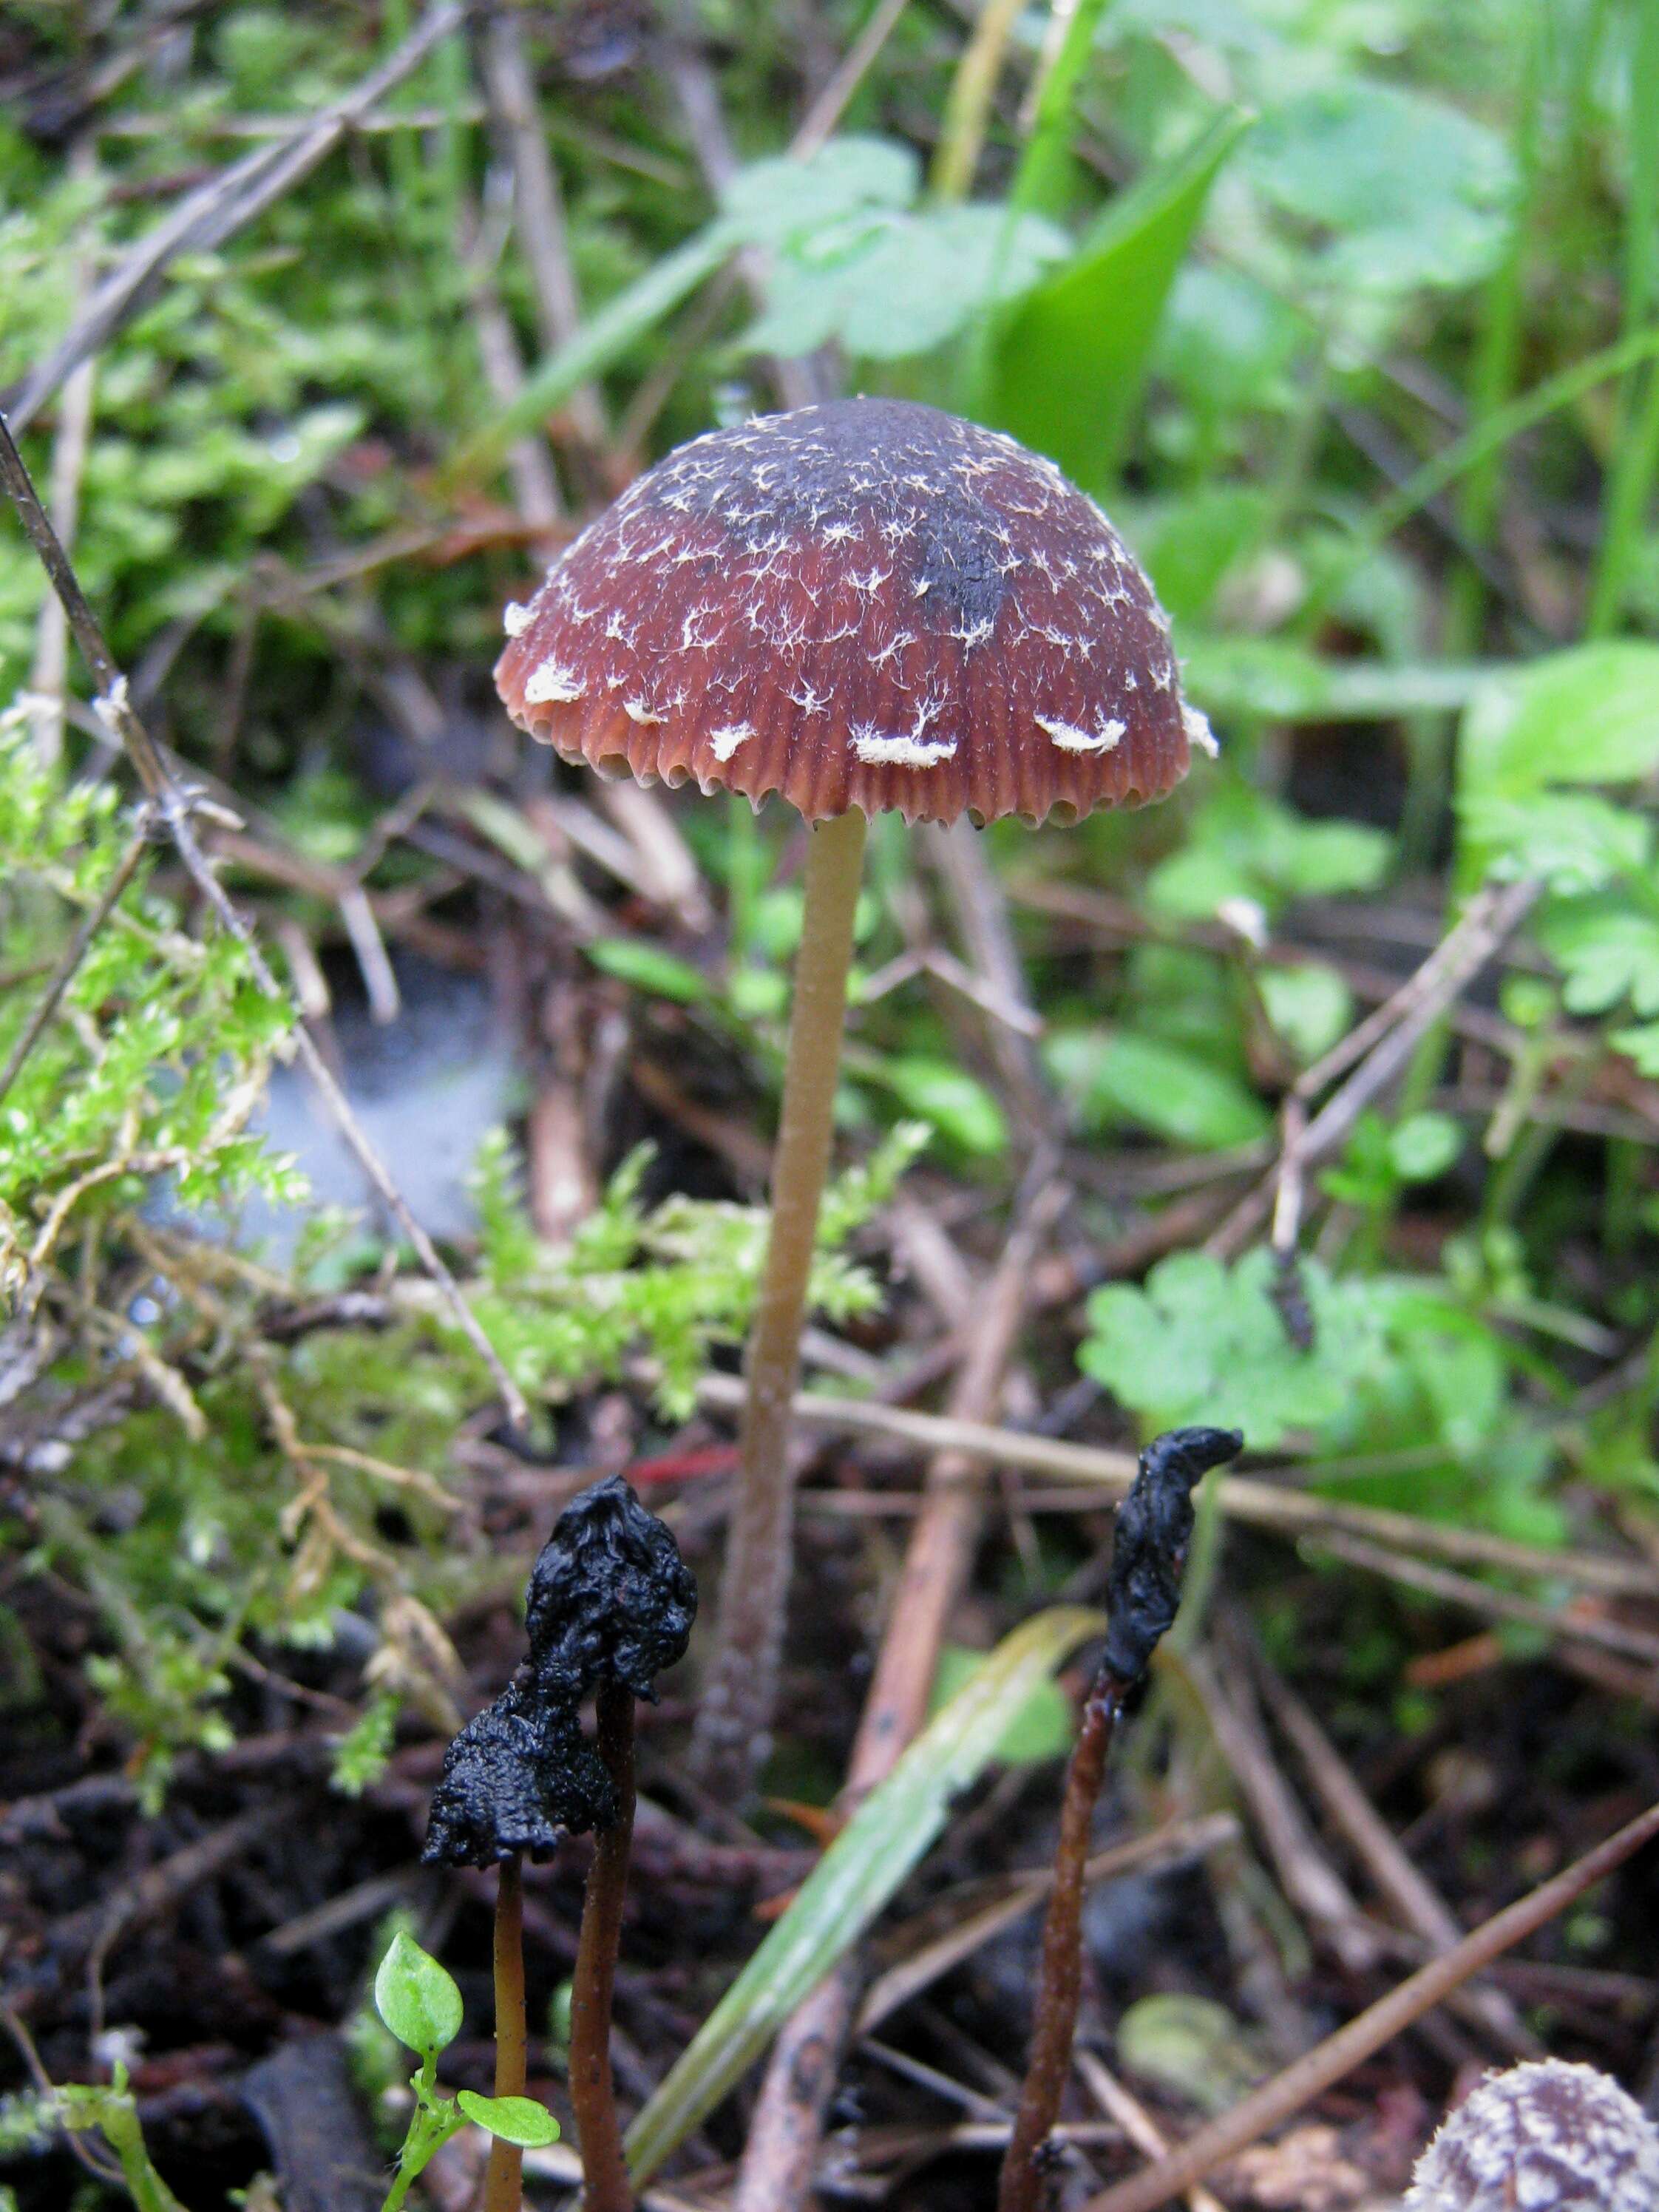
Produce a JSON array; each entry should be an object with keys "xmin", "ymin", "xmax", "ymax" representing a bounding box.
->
[
  {"xmin": 569, "ymin": 1680, "xmax": 637, "ymax": 2212},
  {"xmin": 0, "ymin": 413, "xmax": 529, "ymax": 1431},
  {"xmin": 482, "ymin": 1855, "xmax": 527, "ymax": 2212},
  {"xmin": 998, "ymin": 1675, "xmax": 1125, "ymax": 2212},
  {"xmin": 1081, "ymin": 1794, "xmax": 1659, "ymax": 2212}
]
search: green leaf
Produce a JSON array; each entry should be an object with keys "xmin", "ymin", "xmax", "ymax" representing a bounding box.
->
[
  {"xmin": 876, "ymin": 1056, "xmax": 1008, "ymax": 1156},
  {"xmin": 374, "ymin": 1931, "xmax": 464, "ymax": 2057},
  {"xmin": 1246, "ymin": 79, "xmax": 1516, "ymax": 294},
  {"xmin": 1257, "ymin": 963, "xmax": 1352, "ymax": 1065},
  {"xmin": 928, "ymin": 1644, "xmax": 1074, "ymax": 1766},
  {"xmin": 584, "ymin": 938, "xmax": 712, "ymax": 1004},
  {"xmin": 1460, "ymin": 642, "xmax": 1659, "ymax": 799},
  {"xmin": 1536, "ymin": 898, "xmax": 1659, "ymax": 1019},
  {"xmin": 624, "ymin": 1607, "xmax": 1105, "ymax": 2185},
  {"xmin": 1079, "ymin": 1249, "xmax": 1390, "ymax": 1448},
  {"xmin": 1459, "ymin": 791, "xmax": 1654, "ymax": 895},
  {"xmin": 1147, "ymin": 780, "xmax": 1389, "ymax": 924},
  {"xmin": 746, "ymin": 205, "xmax": 1067, "ymax": 363},
  {"xmin": 1387, "ymin": 1112, "xmax": 1465, "ymax": 1184},
  {"xmin": 456, "ymin": 2091, "xmax": 561, "ymax": 2147},
  {"xmin": 1045, "ymin": 1029, "xmax": 1271, "ymax": 1150},
  {"xmin": 1181, "ymin": 636, "xmax": 1502, "ymax": 725},
  {"xmin": 720, "ymin": 135, "xmax": 918, "ymax": 249},
  {"xmin": 1117, "ymin": 1995, "xmax": 1268, "ymax": 2117},
  {"xmin": 1612, "ymin": 1022, "xmax": 1659, "ymax": 1076},
  {"xmin": 980, "ymin": 111, "xmax": 1250, "ymax": 489}
]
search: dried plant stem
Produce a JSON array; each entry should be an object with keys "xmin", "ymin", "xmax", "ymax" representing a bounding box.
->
[
  {"xmin": 997, "ymin": 1673, "xmax": 1125, "ymax": 2212},
  {"xmin": 692, "ymin": 807, "xmax": 869, "ymax": 1797},
  {"xmin": 1082, "ymin": 1793, "xmax": 1659, "ymax": 2212},
  {"xmin": 482, "ymin": 1855, "xmax": 527, "ymax": 2212},
  {"xmin": 570, "ymin": 1681, "xmax": 637, "ymax": 2212}
]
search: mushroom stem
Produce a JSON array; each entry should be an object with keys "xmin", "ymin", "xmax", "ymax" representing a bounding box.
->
[
  {"xmin": 997, "ymin": 1674, "xmax": 1126, "ymax": 2212},
  {"xmin": 570, "ymin": 1679, "xmax": 638, "ymax": 2212},
  {"xmin": 482, "ymin": 1853, "xmax": 527, "ymax": 2212},
  {"xmin": 692, "ymin": 805, "xmax": 869, "ymax": 1796}
]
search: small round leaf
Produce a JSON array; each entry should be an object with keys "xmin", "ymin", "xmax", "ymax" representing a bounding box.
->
[
  {"xmin": 374, "ymin": 1930, "xmax": 464, "ymax": 2056},
  {"xmin": 456, "ymin": 2091, "xmax": 561, "ymax": 2147}
]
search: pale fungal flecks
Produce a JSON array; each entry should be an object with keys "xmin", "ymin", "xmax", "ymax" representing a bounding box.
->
[
  {"xmin": 708, "ymin": 723, "xmax": 756, "ymax": 761},
  {"xmin": 495, "ymin": 397, "xmax": 1213, "ymax": 825},
  {"xmin": 502, "ymin": 601, "xmax": 532, "ymax": 639},
  {"xmin": 523, "ymin": 658, "xmax": 584, "ymax": 706},
  {"xmin": 1183, "ymin": 702, "xmax": 1219, "ymax": 759},
  {"xmin": 1038, "ymin": 714, "xmax": 1126, "ymax": 754}
]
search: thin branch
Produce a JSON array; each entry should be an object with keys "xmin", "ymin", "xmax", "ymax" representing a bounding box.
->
[
  {"xmin": 1081, "ymin": 1794, "xmax": 1659, "ymax": 2212},
  {"xmin": 0, "ymin": 413, "xmax": 529, "ymax": 1431},
  {"xmin": 7, "ymin": 2, "xmax": 469, "ymax": 434}
]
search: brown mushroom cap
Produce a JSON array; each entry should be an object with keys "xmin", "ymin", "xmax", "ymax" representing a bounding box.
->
[{"xmin": 495, "ymin": 397, "xmax": 1212, "ymax": 827}]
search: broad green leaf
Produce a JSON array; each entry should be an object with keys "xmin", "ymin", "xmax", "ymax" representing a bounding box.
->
[
  {"xmin": 1459, "ymin": 642, "xmax": 1659, "ymax": 800},
  {"xmin": 877, "ymin": 1056, "xmax": 1008, "ymax": 1156},
  {"xmin": 624, "ymin": 1606, "xmax": 1105, "ymax": 2184},
  {"xmin": 1045, "ymin": 1029, "xmax": 1270, "ymax": 1150},
  {"xmin": 1611, "ymin": 1022, "xmax": 1659, "ymax": 1076},
  {"xmin": 584, "ymin": 939, "xmax": 712, "ymax": 1003},
  {"xmin": 1387, "ymin": 1113, "xmax": 1465, "ymax": 1184},
  {"xmin": 1458, "ymin": 791, "xmax": 1653, "ymax": 896},
  {"xmin": 928, "ymin": 1644, "xmax": 1074, "ymax": 1765},
  {"xmin": 720, "ymin": 135, "xmax": 918, "ymax": 249},
  {"xmin": 374, "ymin": 1931, "xmax": 464, "ymax": 2057},
  {"xmin": 1247, "ymin": 79, "xmax": 1516, "ymax": 294},
  {"xmin": 1535, "ymin": 899, "xmax": 1659, "ymax": 1018},
  {"xmin": 1080, "ymin": 1249, "xmax": 1390, "ymax": 1447},
  {"xmin": 1117, "ymin": 1994, "xmax": 1268, "ymax": 2115},
  {"xmin": 1181, "ymin": 635, "xmax": 1504, "ymax": 723},
  {"xmin": 457, "ymin": 2091, "xmax": 561, "ymax": 2146},
  {"xmin": 1147, "ymin": 781, "xmax": 1390, "ymax": 922},
  {"xmin": 1153, "ymin": 265, "xmax": 1306, "ymax": 417},
  {"xmin": 980, "ymin": 111, "xmax": 1250, "ymax": 489},
  {"xmin": 1258, "ymin": 963, "xmax": 1351, "ymax": 1065},
  {"xmin": 745, "ymin": 205, "xmax": 1067, "ymax": 363},
  {"xmin": 1122, "ymin": 487, "xmax": 1272, "ymax": 623}
]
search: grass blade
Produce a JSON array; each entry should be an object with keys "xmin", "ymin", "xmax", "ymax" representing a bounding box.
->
[{"xmin": 624, "ymin": 1604, "xmax": 1105, "ymax": 2185}]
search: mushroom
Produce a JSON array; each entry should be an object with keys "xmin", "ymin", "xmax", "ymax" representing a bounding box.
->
[
  {"xmin": 495, "ymin": 397, "xmax": 1215, "ymax": 1795},
  {"xmin": 1405, "ymin": 2060, "xmax": 1659, "ymax": 2212}
]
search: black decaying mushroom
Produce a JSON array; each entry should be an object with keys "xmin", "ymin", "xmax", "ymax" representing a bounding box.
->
[
  {"xmin": 998, "ymin": 1426, "xmax": 1244, "ymax": 2212},
  {"xmin": 424, "ymin": 1476, "xmax": 696, "ymax": 2212},
  {"xmin": 495, "ymin": 398, "xmax": 1217, "ymax": 1797}
]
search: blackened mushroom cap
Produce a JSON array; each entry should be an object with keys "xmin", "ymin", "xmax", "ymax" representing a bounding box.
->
[
  {"xmin": 495, "ymin": 398, "xmax": 1214, "ymax": 828},
  {"xmin": 525, "ymin": 1474, "xmax": 698, "ymax": 1703},
  {"xmin": 421, "ymin": 1684, "xmax": 617, "ymax": 1867},
  {"xmin": 1100, "ymin": 1425, "xmax": 1243, "ymax": 1687},
  {"xmin": 1405, "ymin": 2060, "xmax": 1659, "ymax": 2212}
]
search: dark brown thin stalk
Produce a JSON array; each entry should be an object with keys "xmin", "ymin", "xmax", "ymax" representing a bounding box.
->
[
  {"xmin": 998, "ymin": 1674, "xmax": 1125, "ymax": 2212},
  {"xmin": 0, "ymin": 412, "xmax": 530, "ymax": 1431},
  {"xmin": 691, "ymin": 807, "xmax": 869, "ymax": 1797},
  {"xmin": 482, "ymin": 1854, "xmax": 527, "ymax": 2212},
  {"xmin": 569, "ymin": 1680, "xmax": 637, "ymax": 2212}
]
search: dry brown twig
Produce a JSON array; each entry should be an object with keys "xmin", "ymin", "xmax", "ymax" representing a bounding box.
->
[
  {"xmin": 1080, "ymin": 1792, "xmax": 1659, "ymax": 2212},
  {"xmin": 0, "ymin": 412, "xmax": 531, "ymax": 1431}
]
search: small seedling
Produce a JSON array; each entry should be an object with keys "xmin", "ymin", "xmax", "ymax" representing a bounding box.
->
[
  {"xmin": 58, "ymin": 2067, "xmax": 186, "ymax": 2212},
  {"xmin": 997, "ymin": 1425, "xmax": 1244, "ymax": 2212},
  {"xmin": 371, "ymin": 1930, "xmax": 560, "ymax": 2212}
]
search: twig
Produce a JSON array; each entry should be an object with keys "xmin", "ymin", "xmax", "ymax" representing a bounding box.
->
[
  {"xmin": 0, "ymin": 413, "xmax": 530, "ymax": 1431},
  {"xmin": 483, "ymin": 1855, "xmax": 528, "ymax": 2212},
  {"xmin": 1211, "ymin": 877, "xmax": 1544, "ymax": 1261},
  {"xmin": 569, "ymin": 1680, "xmax": 638, "ymax": 2212},
  {"xmin": 0, "ymin": 812, "xmax": 152, "ymax": 1113},
  {"xmin": 1072, "ymin": 2052, "xmax": 1227, "ymax": 2212},
  {"xmin": 1080, "ymin": 1793, "xmax": 1659, "ymax": 2212},
  {"xmin": 691, "ymin": 1375, "xmax": 1659, "ymax": 1598},
  {"xmin": 793, "ymin": 0, "xmax": 914, "ymax": 157},
  {"xmin": 730, "ymin": 1169, "xmax": 1066, "ymax": 2212},
  {"xmin": 6, "ymin": 2, "xmax": 469, "ymax": 434},
  {"xmin": 1241, "ymin": 1626, "xmax": 1537, "ymax": 2056}
]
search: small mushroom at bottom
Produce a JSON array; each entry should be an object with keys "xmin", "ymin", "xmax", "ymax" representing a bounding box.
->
[{"xmin": 1405, "ymin": 2059, "xmax": 1659, "ymax": 2212}]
